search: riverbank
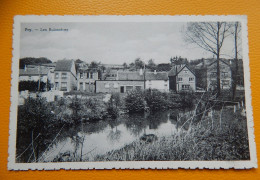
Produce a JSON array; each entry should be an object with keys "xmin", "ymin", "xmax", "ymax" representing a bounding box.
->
[{"xmin": 94, "ymin": 108, "xmax": 249, "ymax": 161}]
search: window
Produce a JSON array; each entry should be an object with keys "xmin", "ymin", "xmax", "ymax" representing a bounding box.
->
[
  {"xmin": 90, "ymin": 72, "xmax": 93, "ymax": 79},
  {"xmin": 222, "ymin": 72, "xmax": 228, "ymax": 77},
  {"xmin": 182, "ymin": 84, "xmax": 190, "ymax": 90},
  {"xmin": 61, "ymin": 82, "xmax": 67, "ymax": 87},
  {"xmin": 79, "ymin": 82, "xmax": 83, "ymax": 91},
  {"xmin": 87, "ymin": 73, "xmax": 89, "ymax": 79},
  {"xmin": 55, "ymin": 82, "xmax": 59, "ymax": 90},
  {"xmin": 61, "ymin": 82, "xmax": 67, "ymax": 91},
  {"xmin": 126, "ymin": 86, "xmax": 133, "ymax": 92},
  {"xmin": 28, "ymin": 76, "xmax": 32, "ymax": 80},
  {"xmin": 62, "ymin": 73, "xmax": 67, "ymax": 79},
  {"xmin": 178, "ymin": 77, "xmax": 182, "ymax": 82},
  {"xmin": 55, "ymin": 73, "xmax": 59, "ymax": 79},
  {"xmin": 80, "ymin": 73, "xmax": 83, "ymax": 79},
  {"xmin": 189, "ymin": 77, "xmax": 194, "ymax": 81}
]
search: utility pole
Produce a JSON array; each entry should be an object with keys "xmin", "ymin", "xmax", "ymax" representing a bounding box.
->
[
  {"xmin": 143, "ymin": 63, "xmax": 146, "ymax": 90},
  {"xmin": 38, "ymin": 65, "xmax": 41, "ymax": 91}
]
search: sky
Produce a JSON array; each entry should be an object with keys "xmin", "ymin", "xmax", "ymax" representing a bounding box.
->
[{"xmin": 20, "ymin": 22, "xmax": 241, "ymax": 64}]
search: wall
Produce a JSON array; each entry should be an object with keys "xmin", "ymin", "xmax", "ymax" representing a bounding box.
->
[
  {"xmin": 146, "ymin": 80, "xmax": 169, "ymax": 92},
  {"xmin": 19, "ymin": 75, "xmax": 48, "ymax": 82},
  {"xmin": 96, "ymin": 80, "xmax": 144, "ymax": 93}
]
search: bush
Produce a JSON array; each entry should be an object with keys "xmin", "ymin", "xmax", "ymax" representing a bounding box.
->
[
  {"xmin": 16, "ymin": 97, "xmax": 56, "ymax": 162},
  {"xmin": 125, "ymin": 90, "xmax": 145, "ymax": 113},
  {"xmin": 144, "ymin": 89, "xmax": 168, "ymax": 111}
]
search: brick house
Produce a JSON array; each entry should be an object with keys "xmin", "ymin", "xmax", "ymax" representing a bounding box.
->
[
  {"xmin": 168, "ymin": 64, "xmax": 196, "ymax": 92},
  {"xmin": 54, "ymin": 60, "xmax": 77, "ymax": 92}
]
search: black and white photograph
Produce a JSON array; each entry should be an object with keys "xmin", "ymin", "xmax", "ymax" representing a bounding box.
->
[{"xmin": 9, "ymin": 15, "xmax": 257, "ymax": 170}]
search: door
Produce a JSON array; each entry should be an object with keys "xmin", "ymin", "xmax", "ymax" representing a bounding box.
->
[{"xmin": 120, "ymin": 86, "xmax": 124, "ymax": 93}]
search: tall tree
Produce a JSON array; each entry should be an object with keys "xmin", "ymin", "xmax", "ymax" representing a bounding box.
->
[
  {"xmin": 185, "ymin": 22, "xmax": 230, "ymax": 96},
  {"xmin": 231, "ymin": 22, "xmax": 241, "ymax": 100}
]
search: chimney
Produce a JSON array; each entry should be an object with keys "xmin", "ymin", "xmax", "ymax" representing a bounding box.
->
[
  {"xmin": 139, "ymin": 68, "xmax": 143, "ymax": 75},
  {"xmin": 154, "ymin": 70, "xmax": 157, "ymax": 74}
]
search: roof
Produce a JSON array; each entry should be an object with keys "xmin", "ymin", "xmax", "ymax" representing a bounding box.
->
[
  {"xmin": 54, "ymin": 60, "xmax": 74, "ymax": 71},
  {"xmin": 118, "ymin": 71, "xmax": 168, "ymax": 81},
  {"xmin": 168, "ymin": 65, "xmax": 184, "ymax": 76},
  {"xmin": 102, "ymin": 64, "xmax": 124, "ymax": 69},
  {"xmin": 208, "ymin": 59, "xmax": 231, "ymax": 67},
  {"xmin": 19, "ymin": 68, "xmax": 49, "ymax": 76},
  {"xmin": 118, "ymin": 72, "xmax": 143, "ymax": 80},
  {"xmin": 145, "ymin": 72, "xmax": 168, "ymax": 80}
]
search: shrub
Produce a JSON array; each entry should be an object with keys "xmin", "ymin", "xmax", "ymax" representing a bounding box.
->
[
  {"xmin": 144, "ymin": 89, "xmax": 168, "ymax": 111},
  {"xmin": 124, "ymin": 90, "xmax": 145, "ymax": 113}
]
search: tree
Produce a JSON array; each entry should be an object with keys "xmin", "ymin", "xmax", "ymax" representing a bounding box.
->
[
  {"xmin": 19, "ymin": 57, "xmax": 52, "ymax": 69},
  {"xmin": 156, "ymin": 63, "xmax": 171, "ymax": 71},
  {"xmin": 185, "ymin": 22, "xmax": 230, "ymax": 96},
  {"xmin": 134, "ymin": 58, "xmax": 144, "ymax": 70},
  {"xmin": 88, "ymin": 61, "xmax": 99, "ymax": 69},
  {"xmin": 147, "ymin": 59, "xmax": 157, "ymax": 71},
  {"xmin": 231, "ymin": 22, "xmax": 242, "ymax": 100},
  {"xmin": 170, "ymin": 56, "xmax": 188, "ymax": 65},
  {"xmin": 122, "ymin": 62, "xmax": 128, "ymax": 71}
]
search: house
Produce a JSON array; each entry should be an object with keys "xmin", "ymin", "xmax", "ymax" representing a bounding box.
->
[
  {"xmin": 144, "ymin": 71, "xmax": 169, "ymax": 92},
  {"xmin": 168, "ymin": 64, "xmax": 196, "ymax": 92},
  {"xmin": 206, "ymin": 59, "xmax": 232, "ymax": 91},
  {"xmin": 96, "ymin": 70, "xmax": 169, "ymax": 93},
  {"xmin": 96, "ymin": 71, "xmax": 144, "ymax": 93},
  {"xmin": 19, "ymin": 67, "xmax": 51, "ymax": 83},
  {"xmin": 54, "ymin": 60, "xmax": 77, "ymax": 92},
  {"xmin": 77, "ymin": 68, "xmax": 99, "ymax": 92}
]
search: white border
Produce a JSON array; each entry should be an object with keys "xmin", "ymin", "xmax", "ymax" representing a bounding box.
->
[{"xmin": 8, "ymin": 15, "xmax": 257, "ymax": 170}]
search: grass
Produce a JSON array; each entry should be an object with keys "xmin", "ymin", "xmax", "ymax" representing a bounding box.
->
[{"xmin": 94, "ymin": 108, "xmax": 250, "ymax": 161}]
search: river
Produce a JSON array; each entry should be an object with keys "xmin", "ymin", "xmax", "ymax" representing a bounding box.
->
[{"xmin": 40, "ymin": 109, "xmax": 196, "ymax": 162}]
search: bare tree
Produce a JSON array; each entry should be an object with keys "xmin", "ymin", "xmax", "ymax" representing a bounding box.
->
[
  {"xmin": 231, "ymin": 22, "xmax": 242, "ymax": 100},
  {"xmin": 185, "ymin": 22, "xmax": 231, "ymax": 96}
]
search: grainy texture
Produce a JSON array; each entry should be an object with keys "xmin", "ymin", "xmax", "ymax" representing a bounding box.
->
[{"xmin": 0, "ymin": 0, "xmax": 260, "ymax": 179}]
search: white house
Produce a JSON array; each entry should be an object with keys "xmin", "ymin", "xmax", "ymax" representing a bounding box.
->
[
  {"xmin": 54, "ymin": 60, "xmax": 77, "ymax": 92},
  {"xmin": 145, "ymin": 71, "xmax": 169, "ymax": 92}
]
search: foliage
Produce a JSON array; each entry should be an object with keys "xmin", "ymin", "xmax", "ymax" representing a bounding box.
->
[
  {"xmin": 144, "ymin": 89, "xmax": 168, "ymax": 111},
  {"xmin": 156, "ymin": 63, "xmax": 171, "ymax": 71},
  {"xmin": 19, "ymin": 57, "xmax": 52, "ymax": 69},
  {"xmin": 19, "ymin": 80, "xmax": 51, "ymax": 92},
  {"xmin": 16, "ymin": 97, "xmax": 56, "ymax": 162},
  {"xmin": 124, "ymin": 90, "xmax": 145, "ymax": 113},
  {"xmin": 170, "ymin": 56, "xmax": 188, "ymax": 65}
]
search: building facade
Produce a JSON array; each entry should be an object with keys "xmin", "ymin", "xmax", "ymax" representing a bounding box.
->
[
  {"xmin": 206, "ymin": 60, "xmax": 232, "ymax": 91},
  {"xmin": 96, "ymin": 80, "xmax": 144, "ymax": 93},
  {"xmin": 54, "ymin": 60, "xmax": 77, "ymax": 92},
  {"xmin": 77, "ymin": 69, "xmax": 99, "ymax": 92},
  {"xmin": 168, "ymin": 65, "xmax": 196, "ymax": 92}
]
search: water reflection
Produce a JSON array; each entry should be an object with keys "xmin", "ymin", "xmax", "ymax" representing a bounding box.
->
[{"xmin": 43, "ymin": 109, "xmax": 193, "ymax": 162}]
